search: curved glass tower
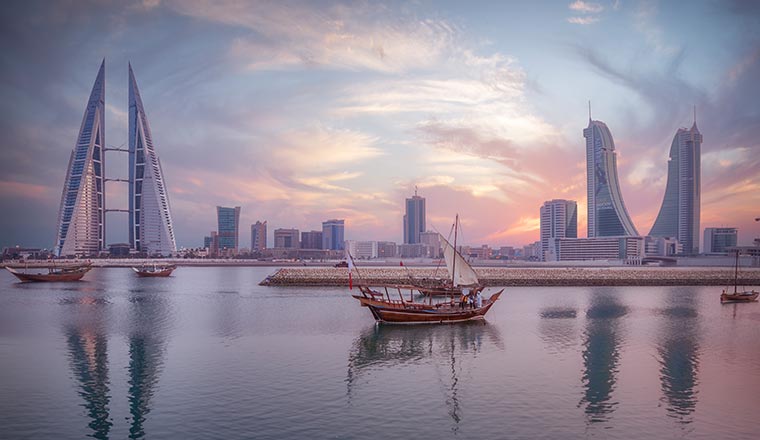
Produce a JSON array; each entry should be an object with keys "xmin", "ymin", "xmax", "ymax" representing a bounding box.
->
[
  {"xmin": 54, "ymin": 60, "xmax": 106, "ymax": 256},
  {"xmin": 649, "ymin": 121, "xmax": 701, "ymax": 255},
  {"xmin": 129, "ymin": 64, "xmax": 177, "ymax": 256},
  {"xmin": 584, "ymin": 119, "xmax": 638, "ymax": 237}
]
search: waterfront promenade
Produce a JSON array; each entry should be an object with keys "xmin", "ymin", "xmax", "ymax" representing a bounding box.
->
[{"xmin": 261, "ymin": 266, "xmax": 760, "ymax": 287}]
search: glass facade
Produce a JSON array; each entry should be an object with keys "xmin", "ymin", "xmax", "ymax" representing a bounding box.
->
[
  {"xmin": 584, "ymin": 120, "xmax": 638, "ymax": 238},
  {"xmin": 322, "ymin": 219, "xmax": 345, "ymax": 250},
  {"xmin": 55, "ymin": 61, "xmax": 106, "ymax": 256},
  {"xmin": 403, "ymin": 195, "xmax": 425, "ymax": 244},
  {"xmin": 649, "ymin": 124, "xmax": 702, "ymax": 255},
  {"xmin": 217, "ymin": 206, "xmax": 241, "ymax": 251},
  {"xmin": 129, "ymin": 64, "xmax": 177, "ymax": 256}
]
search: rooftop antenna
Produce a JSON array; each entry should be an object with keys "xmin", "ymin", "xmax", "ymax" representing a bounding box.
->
[{"xmin": 415, "ymin": 185, "xmax": 418, "ymax": 197}]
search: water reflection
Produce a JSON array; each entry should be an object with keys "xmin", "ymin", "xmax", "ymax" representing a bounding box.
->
[
  {"xmin": 539, "ymin": 306, "xmax": 578, "ymax": 354},
  {"xmin": 126, "ymin": 286, "xmax": 169, "ymax": 439},
  {"xmin": 580, "ymin": 290, "xmax": 628, "ymax": 423},
  {"xmin": 657, "ymin": 288, "xmax": 700, "ymax": 424},
  {"xmin": 346, "ymin": 323, "xmax": 503, "ymax": 430},
  {"xmin": 63, "ymin": 302, "xmax": 113, "ymax": 439}
]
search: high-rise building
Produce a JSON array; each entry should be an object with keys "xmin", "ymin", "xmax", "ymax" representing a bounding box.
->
[
  {"xmin": 322, "ymin": 219, "xmax": 345, "ymax": 250},
  {"xmin": 584, "ymin": 117, "xmax": 638, "ymax": 237},
  {"xmin": 403, "ymin": 188, "xmax": 426, "ymax": 244},
  {"xmin": 251, "ymin": 221, "xmax": 267, "ymax": 252},
  {"xmin": 301, "ymin": 231, "xmax": 323, "ymax": 249},
  {"xmin": 216, "ymin": 206, "xmax": 241, "ymax": 252},
  {"xmin": 649, "ymin": 116, "xmax": 702, "ymax": 255},
  {"xmin": 55, "ymin": 60, "xmax": 106, "ymax": 256},
  {"xmin": 274, "ymin": 228, "xmax": 299, "ymax": 248},
  {"xmin": 540, "ymin": 199, "xmax": 578, "ymax": 261},
  {"xmin": 128, "ymin": 64, "xmax": 176, "ymax": 256},
  {"xmin": 703, "ymin": 227, "xmax": 737, "ymax": 255}
]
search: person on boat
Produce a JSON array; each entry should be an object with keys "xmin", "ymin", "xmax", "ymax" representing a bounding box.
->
[
  {"xmin": 460, "ymin": 288, "xmax": 470, "ymax": 309},
  {"xmin": 476, "ymin": 291, "xmax": 482, "ymax": 308}
]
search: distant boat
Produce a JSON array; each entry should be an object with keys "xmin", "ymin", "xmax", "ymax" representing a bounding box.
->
[
  {"xmin": 351, "ymin": 215, "xmax": 503, "ymax": 324},
  {"xmin": 132, "ymin": 264, "xmax": 176, "ymax": 277},
  {"xmin": 6, "ymin": 263, "xmax": 91, "ymax": 282},
  {"xmin": 721, "ymin": 251, "xmax": 759, "ymax": 304}
]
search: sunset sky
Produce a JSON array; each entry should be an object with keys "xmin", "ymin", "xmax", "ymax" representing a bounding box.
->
[{"xmin": 1, "ymin": 0, "xmax": 759, "ymax": 250}]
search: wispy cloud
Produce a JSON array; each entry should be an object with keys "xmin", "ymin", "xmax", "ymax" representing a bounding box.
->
[
  {"xmin": 569, "ymin": 1, "xmax": 604, "ymax": 14},
  {"xmin": 567, "ymin": 16, "xmax": 600, "ymax": 25}
]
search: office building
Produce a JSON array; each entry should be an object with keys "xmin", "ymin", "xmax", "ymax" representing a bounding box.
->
[
  {"xmin": 217, "ymin": 206, "xmax": 241, "ymax": 253},
  {"xmin": 301, "ymin": 231, "xmax": 323, "ymax": 249},
  {"xmin": 322, "ymin": 219, "xmax": 345, "ymax": 250},
  {"xmin": 128, "ymin": 64, "xmax": 177, "ymax": 256},
  {"xmin": 377, "ymin": 241, "xmax": 397, "ymax": 258},
  {"xmin": 703, "ymin": 227, "xmax": 737, "ymax": 255},
  {"xmin": 251, "ymin": 221, "xmax": 267, "ymax": 252},
  {"xmin": 649, "ymin": 115, "xmax": 702, "ymax": 255},
  {"xmin": 554, "ymin": 236, "xmax": 644, "ymax": 264},
  {"xmin": 54, "ymin": 60, "xmax": 106, "ymax": 256},
  {"xmin": 420, "ymin": 230, "xmax": 441, "ymax": 258},
  {"xmin": 584, "ymin": 117, "xmax": 638, "ymax": 237},
  {"xmin": 274, "ymin": 228, "xmax": 299, "ymax": 249},
  {"xmin": 346, "ymin": 240, "xmax": 378, "ymax": 259},
  {"xmin": 540, "ymin": 199, "xmax": 578, "ymax": 261},
  {"xmin": 403, "ymin": 188, "xmax": 426, "ymax": 244}
]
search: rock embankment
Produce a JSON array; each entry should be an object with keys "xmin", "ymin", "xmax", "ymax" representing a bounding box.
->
[{"xmin": 259, "ymin": 267, "xmax": 760, "ymax": 287}]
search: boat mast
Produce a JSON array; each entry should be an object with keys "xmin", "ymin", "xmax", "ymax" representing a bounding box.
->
[
  {"xmin": 452, "ymin": 214, "xmax": 458, "ymax": 288},
  {"xmin": 734, "ymin": 250, "xmax": 739, "ymax": 294}
]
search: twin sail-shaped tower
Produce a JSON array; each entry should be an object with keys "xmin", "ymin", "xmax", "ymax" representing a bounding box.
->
[{"xmin": 54, "ymin": 60, "xmax": 176, "ymax": 256}]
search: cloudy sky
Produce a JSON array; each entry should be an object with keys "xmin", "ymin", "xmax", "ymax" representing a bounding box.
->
[{"xmin": 1, "ymin": 0, "xmax": 759, "ymax": 250}]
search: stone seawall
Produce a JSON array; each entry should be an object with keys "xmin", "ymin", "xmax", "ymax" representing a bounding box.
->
[{"xmin": 260, "ymin": 267, "xmax": 760, "ymax": 287}]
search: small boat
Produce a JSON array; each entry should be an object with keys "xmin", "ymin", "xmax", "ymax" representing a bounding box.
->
[
  {"xmin": 5, "ymin": 264, "xmax": 91, "ymax": 282},
  {"xmin": 350, "ymin": 215, "xmax": 503, "ymax": 324},
  {"xmin": 721, "ymin": 250, "xmax": 759, "ymax": 304},
  {"xmin": 132, "ymin": 264, "xmax": 176, "ymax": 277}
]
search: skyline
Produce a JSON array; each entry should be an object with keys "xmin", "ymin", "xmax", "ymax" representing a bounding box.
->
[{"xmin": 2, "ymin": 1, "xmax": 760, "ymax": 250}]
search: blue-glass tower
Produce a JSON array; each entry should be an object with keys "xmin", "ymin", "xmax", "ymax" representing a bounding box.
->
[
  {"xmin": 584, "ymin": 118, "xmax": 638, "ymax": 237},
  {"xmin": 403, "ymin": 189, "xmax": 426, "ymax": 244},
  {"xmin": 54, "ymin": 60, "xmax": 106, "ymax": 256},
  {"xmin": 216, "ymin": 206, "xmax": 241, "ymax": 251},
  {"xmin": 649, "ymin": 118, "xmax": 701, "ymax": 255},
  {"xmin": 322, "ymin": 219, "xmax": 345, "ymax": 250},
  {"xmin": 129, "ymin": 64, "xmax": 177, "ymax": 256}
]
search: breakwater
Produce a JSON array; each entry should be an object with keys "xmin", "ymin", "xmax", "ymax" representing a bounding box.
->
[{"xmin": 260, "ymin": 267, "xmax": 760, "ymax": 287}]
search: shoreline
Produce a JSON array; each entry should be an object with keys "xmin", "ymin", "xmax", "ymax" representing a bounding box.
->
[{"xmin": 260, "ymin": 267, "xmax": 760, "ymax": 287}]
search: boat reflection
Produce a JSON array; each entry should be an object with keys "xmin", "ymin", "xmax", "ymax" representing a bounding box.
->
[
  {"xmin": 63, "ymin": 300, "xmax": 113, "ymax": 440},
  {"xmin": 346, "ymin": 322, "xmax": 503, "ymax": 430},
  {"xmin": 126, "ymin": 289, "xmax": 169, "ymax": 439},
  {"xmin": 657, "ymin": 288, "xmax": 700, "ymax": 424},
  {"xmin": 580, "ymin": 290, "xmax": 628, "ymax": 423},
  {"xmin": 539, "ymin": 306, "xmax": 579, "ymax": 354}
]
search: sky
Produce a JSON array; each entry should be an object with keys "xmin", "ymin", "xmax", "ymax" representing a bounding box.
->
[{"xmin": 1, "ymin": 0, "xmax": 759, "ymax": 250}]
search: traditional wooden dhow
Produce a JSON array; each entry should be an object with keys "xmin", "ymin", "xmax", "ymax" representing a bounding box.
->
[
  {"xmin": 720, "ymin": 251, "xmax": 759, "ymax": 304},
  {"xmin": 132, "ymin": 264, "xmax": 176, "ymax": 277},
  {"xmin": 5, "ymin": 264, "xmax": 91, "ymax": 282}
]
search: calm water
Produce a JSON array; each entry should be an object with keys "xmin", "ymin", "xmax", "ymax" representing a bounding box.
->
[{"xmin": 1, "ymin": 267, "xmax": 759, "ymax": 439}]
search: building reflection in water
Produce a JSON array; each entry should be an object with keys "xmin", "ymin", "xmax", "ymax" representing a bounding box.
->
[
  {"xmin": 580, "ymin": 290, "xmax": 628, "ymax": 423},
  {"xmin": 657, "ymin": 287, "xmax": 700, "ymax": 424},
  {"xmin": 63, "ymin": 297, "xmax": 113, "ymax": 440},
  {"xmin": 346, "ymin": 322, "xmax": 503, "ymax": 431},
  {"xmin": 126, "ymin": 287, "xmax": 169, "ymax": 439}
]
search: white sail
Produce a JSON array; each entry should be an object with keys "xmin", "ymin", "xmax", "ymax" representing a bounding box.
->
[{"xmin": 440, "ymin": 234, "xmax": 479, "ymax": 287}]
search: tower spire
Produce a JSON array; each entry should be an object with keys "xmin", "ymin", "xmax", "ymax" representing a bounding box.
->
[
  {"xmin": 414, "ymin": 185, "xmax": 418, "ymax": 197},
  {"xmin": 588, "ymin": 100, "xmax": 592, "ymax": 122},
  {"xmin": 691, "ymin": 104, "xmax": 698, "ymax": 131}
]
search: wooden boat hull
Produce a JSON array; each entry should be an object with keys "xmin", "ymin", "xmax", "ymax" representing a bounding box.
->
[
  {"xmin": 132, "ymin": 267, "xmax": 175, "ymax": 277},
  {"xmin": 720, "ymin": 291, "xmax": 759, "ymax": 303},
  {"xmin": 6, "ymin": 266, "xmax": 90, "ymax": 282},
  {"xmin": 353, "ymin": 290, "xmax": 503, "ymax": 324}
]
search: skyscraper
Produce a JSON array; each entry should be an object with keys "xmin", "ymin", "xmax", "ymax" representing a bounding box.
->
[
  {"xmin": 584, "ymin": 116, "xmax": 638, "ymax": 237},
  {"xmin": 322, "ymin": 219, "xmax": 345, "ymax": 250},
  {"xmin": 251, "ymin": 220, "xmax": 267, "ymax": 252},
  {"xmin": 274, "ymin": 228, "xmax": 299, "ymax": 248},
  {"xmin": 217, "ymin": 206, "xmax": 241, "ymax": 252},
  {"xmin": 55, "ymin": 60, "xmax": 106, "ymax": 256},
  {"xmin": 300, "ymin": 231, "xmax": 323, "ymax": 249},
  {"xmin": 128, "ymin": 64, "xmax": 176, "ymax": 256},
  {"xmin": 649, "ymin": 116, "xmax": 702, "ymax": 255},
  {"xmin": 403, "ymin": 188, "xmax": 426, "ymax": 244},
  {"xmin": 540, "ymin": 199, "xmax": 578, "ymax": 261}
]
